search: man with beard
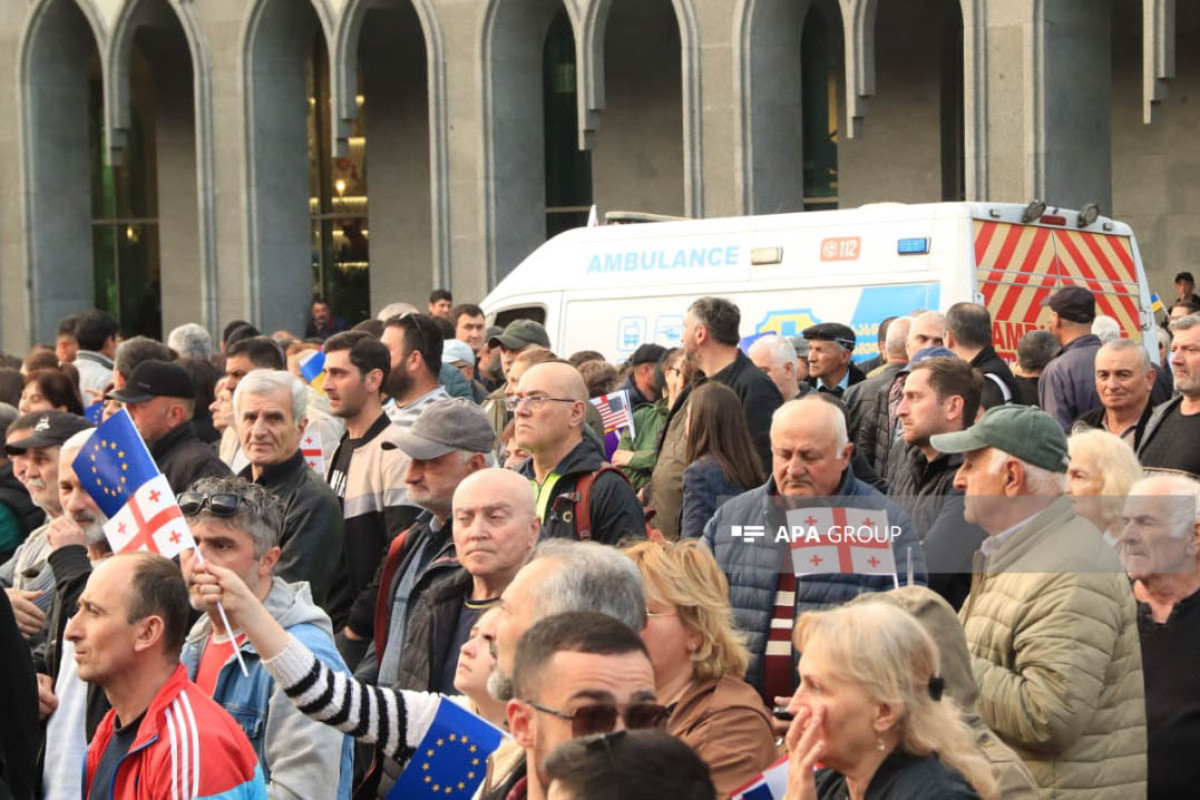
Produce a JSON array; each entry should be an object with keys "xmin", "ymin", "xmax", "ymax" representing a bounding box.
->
[
  {"xmin": 3, "ymin": 412, "xmax": 93, "ymax": 641},
  {"xmin": 380, "ymin": 313, "xmax": 448, "ymax": 431}
]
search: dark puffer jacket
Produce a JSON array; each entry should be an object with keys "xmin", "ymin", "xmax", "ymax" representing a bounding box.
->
[
  {"xmin": 150, "ymin": 421, "xmax": 232, "ymax": 495},
  {"xmin": 701, "ymin": 469, "xmax": 926, "ymax": 692},
  {"xmin": 518, "ymin": 437, "xmax": 645, "ymax": 544}
]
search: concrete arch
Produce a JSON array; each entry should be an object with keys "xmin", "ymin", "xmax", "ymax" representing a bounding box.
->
[
  {"xmin": 240, "ymin": 0, "xmax": 333, "ymax": 333},
  {"xmin": 105, "ymin": 0, "xmax": 218, "ymax": 332},
  {"xmin": 334, "ymin": 0, "xmax": 448, "ymax": 289},
  {"xmin": 16, "ymin": 0, "xmax": 107, "ymax": 343},
  {"xmin": 480, "ymin": 0, "xmax": 581, "ymax": 286},
  {"xmin": 580, "ymin": 0, "xmax": 702, "ymax": 217}
]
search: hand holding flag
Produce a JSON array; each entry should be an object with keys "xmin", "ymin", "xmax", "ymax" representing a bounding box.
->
[{"xmin": 72, "ymin": 409, "xmax": 249, "ymax": 675}]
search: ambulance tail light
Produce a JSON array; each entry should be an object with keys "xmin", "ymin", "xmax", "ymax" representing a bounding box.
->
[
  {"xmin": 1039, "ymin": 214, "xmax": 1067, "ymax": 226},
  {"xmin": 897, "ymin": 238, "xmax": 929, "ymax": 255}
]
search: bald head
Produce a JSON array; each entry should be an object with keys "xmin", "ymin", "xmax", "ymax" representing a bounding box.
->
[
  {"xmin": 513, "ymin": 362, "xmax": 589, "ymax": 460},
  {"xmin": 454, "ymin": 467, "xmax": 538, "ymax": 520},
  {"xmin": 907, "ymin": 311, "xmax": 946, "ymax": 360},
  {"xmin": 520, "ymin": 362, "xmax": 588, "ymax": 403},
  {"xmin": 772, "ymin": 396, "xmax": 848, "ymax": 449},
  {"xmin": 884, "ymin": 317, "xmax": 912, "ymax": 361}
]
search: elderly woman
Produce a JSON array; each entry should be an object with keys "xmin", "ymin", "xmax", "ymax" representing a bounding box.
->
[
  {"xmin": 784, "ymin": 602, "xmax": 997, "ymax": 800},
  {"xmin": 1065, "ymin": 429, "xmax": 1143, "ymax": 545},
  {"xmin": 622, "ymin": 539, "xmax": 775, "ymax": 797}
]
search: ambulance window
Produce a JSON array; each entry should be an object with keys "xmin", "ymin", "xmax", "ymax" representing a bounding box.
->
[{"xmin": 495, "ymin": 307, "xmax": 546, "ymax": 328}]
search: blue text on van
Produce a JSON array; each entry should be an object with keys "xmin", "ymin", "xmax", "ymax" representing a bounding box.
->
[{"xmin": 587, "ymin": 246, "xmax": 741, "ymax": 274}]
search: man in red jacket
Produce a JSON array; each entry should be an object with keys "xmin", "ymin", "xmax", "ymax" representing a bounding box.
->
[{"xmin": 68, "ymin": 552, "xmax": 266, "ymax": 800}]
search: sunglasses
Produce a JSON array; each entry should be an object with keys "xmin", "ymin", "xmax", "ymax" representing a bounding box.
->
[
  {"xmin": 178, "ymin": 492, "xmax": 243, "ymax": 518},
  {"xmin": 525, "ymin": 700, "xmax": 671, "ymax": 738}
]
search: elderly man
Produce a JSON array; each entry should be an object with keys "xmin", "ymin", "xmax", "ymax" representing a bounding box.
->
[
  {"xmin": 345, "ymin": 399, "xmax": 494, "ymax": 689},
  {"xmin": 393, "ymin": 467, "xmax": 538, "ymax": 692},
  {"xmin": 889, "ymin": 358, "xmax": 987, "ymax": 609},
  {"xmin": 109, "ymin": 360, "xmax": 231, "ymax": 493},
  {"xmin": 1139, "ymin": 313, "xmax": 1200, "ymax": 478},
  {"xmin": 702, "ymin": 395, "xmax": 925, "ymax": 700},
  {"xmin": 166, "ymin": 323, "xmax": 212, "ymax": 362},
  {"xmin": 933, "ymin": 405, "xmax": 1146, "ymax": 800},
  {"xmin": 179, "ymin": 477, "xmax": 353, "ymax": 799},
  {"xmin": 1071, "ymin": 338, "xmax": 1157, "ymax": 448},
  {"xmin": 68, "ymin": 553, "xmax": 266, "ymax": 799},
  {"xmin": 498, "ymin": 613, "xmax": 662, "ymax": 800},
  {"xmin": 1039, "ymin": 286, "xmax": 1103, "ymax": 430},
  {"xmin": 380, "ymin": 313, "xmax": 448, "ymax": 430},
  {"xmin": 802, "ymin": 322, "xmax": 865, "ymax": 397},
  {"xmin": 3, "ymin": 412, "xmax": 93, "ymax": 639},
  {"xmin": 513, "ymin": 362, "xmax": 645, "ymax": 543},
  {"xmin": 232, "ymin": 369, "xmax": 342, "ymax": 607},
  {"xmin": 1118, "ymin": 475, "xmax": 1200, "ymax": 800},
  {"xmin": 749, "ymin": 335, "xmax": 805, "ymax": 402}
]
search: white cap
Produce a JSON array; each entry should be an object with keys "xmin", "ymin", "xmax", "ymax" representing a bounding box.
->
[{"xmin": 442, "ymin": 339, "xmax": 476, "ymax": 366}]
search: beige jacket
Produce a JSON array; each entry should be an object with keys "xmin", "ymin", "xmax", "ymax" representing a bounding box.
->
[{"xmin": 959, "ymin": 497, "xmax": 1146, "ymax": 800}]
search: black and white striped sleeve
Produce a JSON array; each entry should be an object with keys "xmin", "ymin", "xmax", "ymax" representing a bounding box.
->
[{"xmin": 262, "ymin": 635, "xmax": 443, "ymax": 762}]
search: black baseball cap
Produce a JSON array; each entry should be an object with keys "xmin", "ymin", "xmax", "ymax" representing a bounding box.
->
[
  {"xmin": 1042, "ymin": 285, "xmax": 1095, "ymax": 324},
  {"xmin": 5, "ymin": 411, "xmax": 93, "ymax": 453},
  {"xmin": 630, "ymin": 344, "xmax": 667, "ymax": 365},
  {"xmin": 802, "ymin": 322, "xmax": 856, "ymax": 351},
  {"xmin": 107, "ymin": 360, "xmax": 195, "ymax": 404}
]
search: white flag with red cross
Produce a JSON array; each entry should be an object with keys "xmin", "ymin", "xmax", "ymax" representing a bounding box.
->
[
  {"xmin": 103, "ymin": 473, "xmax": 195, "ymax": 557},
  {"xmin": 785, "ymin": 507, "xmax": 897, "ymax": 584},
  {"xmin": 301, "ymin": 428, "xmax": 326, "ymax": 475}
]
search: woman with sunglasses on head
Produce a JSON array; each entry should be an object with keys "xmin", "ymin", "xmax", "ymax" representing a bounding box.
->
[
  {"xmin": 189, "ymin": 561, "xmax": 509, "ymax": 765},
  {"xmin": 782, "ymin": 602, "xmax": 997, "ymax": 800},
  {"xmin": 622, "ymin": 539, "xmax": 776, "ymax": 798}
]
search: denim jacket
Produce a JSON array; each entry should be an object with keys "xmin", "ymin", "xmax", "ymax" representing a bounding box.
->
[{"xmin": 182, "ymin": 578, "xmax": 354, "ymax": 800}]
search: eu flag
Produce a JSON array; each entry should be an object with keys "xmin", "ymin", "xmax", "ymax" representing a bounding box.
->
[
  {"xmin": 390, "ymin": 698, "xmax": 505, "ymax": 799},
  {"xmin": 72, "ymin": 409, "xmax": 161, "ymax": 518}
]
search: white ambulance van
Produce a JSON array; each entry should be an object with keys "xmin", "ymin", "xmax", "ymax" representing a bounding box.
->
[{"xmin": 480, "ymin": 202, "xmax": 1156, "ymax": 365}]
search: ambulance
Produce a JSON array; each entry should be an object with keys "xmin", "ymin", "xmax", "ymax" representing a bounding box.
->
[{"xmin": 479, "ymin": 202, "xmax": 1156, "ymax": 364}]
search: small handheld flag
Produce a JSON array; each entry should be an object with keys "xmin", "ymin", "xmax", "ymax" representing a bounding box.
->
[
  {"xmin": 390, "ymin": 698, "xmax": 505, "ymax": 799},
  {"xmin": 1151, "ymin": 293, "xmax": 1164, "ymax": 313},
  {"xmin": 590, "ymin": 390, "xmax": 635, "ymax": 436},
  {"xmin": 300, "ymin": 351, "xmax": 327, "ymax": 392},
  {"xmin": 731, "ymin": 755, "xmax": 789, "ymax": 799},
  {"xmin": 73, "ymin": 409, "xmax": 249, "ymax": 676},
  {"xmin": 301, "ymin": 428, "xmax": 325, "ymax": 475},
  {"xmin": 82, "ymin": 402, "xmax": 105, "ymax": 425}
]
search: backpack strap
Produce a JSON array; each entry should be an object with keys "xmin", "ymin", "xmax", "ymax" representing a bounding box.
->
[{"xmin": 574, "ymin": 466, "xmax": 661, "ymax": 542}]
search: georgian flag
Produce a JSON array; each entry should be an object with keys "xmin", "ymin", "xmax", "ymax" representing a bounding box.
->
[
  {"xmin": 104, "ymin": 473, "xmax": 195, "ymax": 557},
  {"xmin": 300, "ymin": 428, "xmax": 326, "ymax": 475},
  {"xmin": 785, "ymin": 507, "xmax": 897, "ymax": 583}
]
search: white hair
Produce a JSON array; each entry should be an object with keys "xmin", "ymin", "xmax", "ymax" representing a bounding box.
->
[
  {"xmin": 233, "ymin": 369, "xmax": 307, "ymax": 422},
  {"xmin": 885, "ymin": 317, "xmax": 912, "ymax": 359},
  {"xmin": 985, "ymin": 448, "xmax": 1067, "ymax": 496},
  {"xmin": 1156, "ymin": 327, "xmax": 1172, "ymax": 350},
  {"xmin": 748, "ymin": 335, "xmax": 796, "ymax": 369},
  {"xmin": 167, "ymin": 323, "xmax": 213, "ymax": 361},
  {"xmin": 1129, "ymin": 474, "xmax": 1200, "ymax": 539},
  {"xmin": 772, "ymin": 396, "xmax": 850, "ymax": 449},
  {"xmin": 376, "ymin": 302, "xmax": 417, "ymax": 322},
  {"xmin": 1170, "ymin": 312, "xmax": 1200, "ymax": 333},
  {"xmin": 1091, "ymin": 315, "xmax": 1121, "ymax": 343},
  {"xmin": 1096, "ymin": 337, "xmax": 1151, "ymax": 373},
  {"xmin": 60, "ymin": 427, "xmax": 97, "ymax": 461}
]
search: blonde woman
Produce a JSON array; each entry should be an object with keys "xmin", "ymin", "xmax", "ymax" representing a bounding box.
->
[
  {"xmin": 784, "ymin": 603, "xmax": 998, "ymax": 800},
  {"xmin": 1065, "ymin": 429, "xmax": 1143, "ymax": 545},
  {"xmin": 622, "ymin": 539, "xmax": 775, "ymax": 797}
]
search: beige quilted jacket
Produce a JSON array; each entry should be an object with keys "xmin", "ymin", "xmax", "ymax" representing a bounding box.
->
[{"xmin": 959, "ymin": 496, "xmax": 1146, "ymax": 800}]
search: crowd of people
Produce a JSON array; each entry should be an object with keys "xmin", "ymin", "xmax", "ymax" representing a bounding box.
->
[{"xmin": 0, "ymin": 279, "xmax": 1197, "ymax": 800}]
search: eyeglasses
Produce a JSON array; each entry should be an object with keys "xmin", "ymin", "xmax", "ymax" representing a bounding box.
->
[
  {"xmin": 503, "ymin": 393, "xmax": 579, "ymax": 412},
  {"xmin": 524, "ymin": 700, "xmax": 671, "ymax": 738},
  {"xmin": 178, "ymin": 492, "xmax": 244, "ymax": 518}
]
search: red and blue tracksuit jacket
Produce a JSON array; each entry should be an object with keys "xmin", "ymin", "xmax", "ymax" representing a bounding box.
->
[{"xmin": 84, "ymin": 664, "xmax": 267, "ymax": 800}]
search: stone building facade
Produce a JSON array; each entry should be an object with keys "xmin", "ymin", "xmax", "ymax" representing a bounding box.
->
[{"xmin": 0, "ymin": 0, "xmax": 1196, "ymax": 349}]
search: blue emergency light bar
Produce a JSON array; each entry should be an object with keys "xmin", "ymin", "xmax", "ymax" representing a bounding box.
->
[{"xmin": 897, "ymin": 237, "xmax": 930, "ymax": 255}]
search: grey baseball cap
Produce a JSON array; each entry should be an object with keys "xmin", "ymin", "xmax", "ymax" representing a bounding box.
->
[
  {"xmin": 390, "ymin": 398, "xmax": 496, "ymax": 460},
  {"xmin": 930, "ymin": 404, "xmax": 1070, "ymax": 473}
]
